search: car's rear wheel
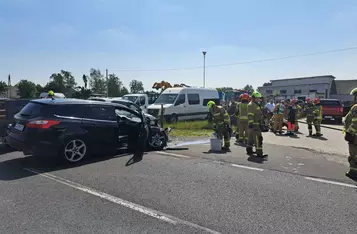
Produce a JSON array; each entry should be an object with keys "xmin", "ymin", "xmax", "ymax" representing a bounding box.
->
[{"xmin": 61, "ymin": 138, "xmax": 88, "ymax": 164}]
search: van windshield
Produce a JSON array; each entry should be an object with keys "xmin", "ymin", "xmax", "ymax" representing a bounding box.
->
[
  {"xmin": 154, "ymin": 94, "xmax": 178, "ymax": 104},
  {"xmin": 122, "ymin": 96, "xmax": 138, "ymax": 103}
]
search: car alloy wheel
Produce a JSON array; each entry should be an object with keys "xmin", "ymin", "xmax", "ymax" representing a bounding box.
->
[
  {"xmin": 64, "ymin": 139, "xmax": 87, "ymax": 163},
  {"xmin": 149, "ymin": 132, "xmax": 166, "ymax": 149}
]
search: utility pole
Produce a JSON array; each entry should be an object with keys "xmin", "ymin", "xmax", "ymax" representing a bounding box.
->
[
  {"xmin": 202, "ymin": 51, "xmax": 207, "ymax": 88},
  {"xmin": 8, "ymin": 74, "xmax": 11, "ymax": 98},
  {"xmin": 105, "ymin": 69, "xmax": 109, "ymax": 97}
]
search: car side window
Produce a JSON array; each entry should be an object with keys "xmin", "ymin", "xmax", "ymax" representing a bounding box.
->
[
  {"xmin": 85, "ymin": 106, "xmax": 116, "ymax": 121},
  {"xmin": 54, "ymin": 105, "xmax": 84, "ymax": 118},
  {"xmin": 188, "ymin": 94, "xmax": 200, "ymax": 105}
]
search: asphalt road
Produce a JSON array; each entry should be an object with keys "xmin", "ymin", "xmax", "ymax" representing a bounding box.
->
[{"xmin": 1, "ymin": 140, "xmax": 357, "ymax": 234}]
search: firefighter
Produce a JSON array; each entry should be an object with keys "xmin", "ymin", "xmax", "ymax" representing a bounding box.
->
[
  {"xmin": 344, "ymin": 104, "xmax": 357, "ymax": 179},
  {"xmin": 246, "ymin": 91, "xmax": 265, "ymax": 157},
  {"xmin": 273, "ymin": 100, "xmax": 285, "ymax": 134},
  {"xmin": 47, "ymin": 90, "xmax": 55, "ymax": 99},
  {"xmin": 293, "ymin": 99, "xmax": 302, "ymax": 132},
  {"xmin": 236, "ymin": 93, "xmax": 249, "ymax": 144},
  {"xmin": 235, "ymin": 94, "xmax": 243, "ymax": 141},
  {"xmin": 313, "ymin": 98, "xmax": 323, "ymax": 137},
  {"xmin": 305, "ymin": 98, "xmax": 315, "ymax": 136},
  {"xmin": 207, "ymin": 101, "xmax": 231, "ymax": 151}
]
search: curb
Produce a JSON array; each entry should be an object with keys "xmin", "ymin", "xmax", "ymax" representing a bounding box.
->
[{"xmin": 298, "ymin": 120, "xmax": 343, "ymax": 131}]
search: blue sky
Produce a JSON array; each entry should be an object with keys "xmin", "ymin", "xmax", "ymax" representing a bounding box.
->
[{"xmin": 1, "ymin": 0, "xmax": 357, "ymax": 91}]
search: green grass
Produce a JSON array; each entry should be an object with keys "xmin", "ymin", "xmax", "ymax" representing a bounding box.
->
[{"xmin": 165, "ymin": 120, "xmax": 213, "ymax": 137}]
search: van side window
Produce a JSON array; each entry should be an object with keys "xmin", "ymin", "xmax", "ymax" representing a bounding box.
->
[
  {"xmin": 203, "ymin": 99, "xmax": 220, "ymax": 106},
  {"xmin": 188, "ymin": 94, "xmax": 200, "ymax": 105},
  {"xmin": 176, "ymin": 94, "xmax": 186, "ymax": 105},
  {"xmin": 139, "ymin": 96, "xmax": 145, "ymax": 106}
]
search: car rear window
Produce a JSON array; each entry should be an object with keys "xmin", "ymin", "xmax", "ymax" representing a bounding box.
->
[
  {"xmin": 18, "ymin": 102, "xmax": 44, "ymax": 117},
  {"xmin": 320, "ymin": 100, "xmax": 341, "ymax": 106}
]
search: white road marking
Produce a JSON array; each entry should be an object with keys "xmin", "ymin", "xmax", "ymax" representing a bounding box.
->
[
  {"xmin": 304, "ymin": 177, "xmax": 357, "ymax": 188},
  {"xmin": 156, "ymin": 151, "xmax": 191, "ymax": 158},
  {"xmin": 24, "ymin": 168, "xmax": 221, "ymax": 234},
  {"xmin": 231, "ymin": 164, "xmax": 264, "ymax": 171}
]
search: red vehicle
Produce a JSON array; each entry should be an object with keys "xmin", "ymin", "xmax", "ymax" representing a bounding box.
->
[{"xmin": 320, "ymin": 99, "xmax": 343, "ymax": 124}]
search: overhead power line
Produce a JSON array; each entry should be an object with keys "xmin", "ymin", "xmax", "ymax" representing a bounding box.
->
[{"xmin": 113, "ymin": 46, "xmax": 357, "ymax": 72}]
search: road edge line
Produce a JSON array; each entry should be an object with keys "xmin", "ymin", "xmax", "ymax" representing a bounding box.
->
[
  {"xmin": 231, "ymin": 164, "xmax": 264, "ymax": 171},
  {"xmin": 156, "ymin": 151, "xmax": 192, "ymax": 158},
  {"xmin": 304, "ymin": 176, "xmax": 357, "ymax": 188},
  {"xmin": 23, "ymin": 168, "xmax": 222, "ymax": 234}
]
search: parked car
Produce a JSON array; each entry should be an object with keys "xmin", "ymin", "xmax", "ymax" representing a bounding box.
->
[
  {"xmin": 320, "ymin": 99, "xmax": 344, "ymax": 124},
  {"xmin": 6, "ymin": 99, "xmax": 148, "ymax": 164}
]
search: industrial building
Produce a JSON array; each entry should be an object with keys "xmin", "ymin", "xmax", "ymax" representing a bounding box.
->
[{"xmin": 258, "ymin": 75, "xmax": 336, "ymax": 101}]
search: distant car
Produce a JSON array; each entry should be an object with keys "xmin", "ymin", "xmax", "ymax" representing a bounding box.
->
[
  {"xmin": 320, "ymin": 99, "xmax": 344, "ymax": 124},
  {"xmin": 6, "ymin": 99, "xmax": 148, "ymax": 164}
]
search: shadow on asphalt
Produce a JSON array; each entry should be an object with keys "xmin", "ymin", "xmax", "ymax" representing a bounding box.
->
[
  {"xmin": 0, "ymin": 149, "xmax": 146, "ymax": 181},
  {"xmin": 0, "ymin": 144, "xmax": 16, "ymax": 155},
  {"xmin": 203, "ymin": 150, "xmax": 228, "ymax": 155},
  {"xmin": 305, "ymin": 135, "xmax": 328, "ymax": 141}
]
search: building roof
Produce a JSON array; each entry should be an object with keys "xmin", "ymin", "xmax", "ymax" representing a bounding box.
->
[
  {"xmin": 335, "ymin": 80, "xmax": 357, "ymax": 94},
  {"xmin": 270, "ymin": 75, "xmax": 335, "ymax": 82}
]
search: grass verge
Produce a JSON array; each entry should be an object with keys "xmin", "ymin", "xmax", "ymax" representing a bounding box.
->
[{"xmin": 166, "ymin": 120, "xmax": 213, "ymax": 137}]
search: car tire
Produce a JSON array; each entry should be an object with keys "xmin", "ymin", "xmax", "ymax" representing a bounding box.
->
[
  {"xmin": 59, "ymin": 138, "xmax": 89, "ymax": 164},
  {"xmin": 148, "ymin": 131, "xmax": 167, "ymax": 151},
  {"xmin": 169, "ymin": 114, "xmax": 178, "ymax": 124}
]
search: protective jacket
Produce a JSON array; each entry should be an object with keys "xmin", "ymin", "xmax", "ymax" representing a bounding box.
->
[{"xmin": 248, "ymin": 101, "xmax": 263, "ymax": 129}]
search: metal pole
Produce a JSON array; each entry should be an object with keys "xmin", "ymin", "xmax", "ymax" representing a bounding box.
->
[
  {"xmin": 202, "ymin": 51, "xmax": 206, "ymax": 88},
  {"xmin": 105, "ymin": 69, "xmax": 108, "ymax": 97}
]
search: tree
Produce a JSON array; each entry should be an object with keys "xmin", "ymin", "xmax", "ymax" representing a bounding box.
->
[
  {"xmin": 216, "ymin": 87, "xmax": 233, "ymax": 93},
  {"xmin": 0, "ymin": 81, "xmax": 7, "ymax": 96},
  {"xmin": 16, "ymin": 80, "xmax": 37, "ymax": 98},
  {"xmin": 107, "ymin": 73, "xmax": 122, "ymax": 97},
  {"xmin": 88, "ymin": 68, "xmax": 107, "ymax": 94},
  {"xmin": 36, "ymin": 84, "xmax": 44, "ymax": 96},
  {"xmin": 82, "ymin": 74, "xmax": 88, "ymax": 89},
  {"xmin": 242, "ymin": 84, "xmax": 254, "ymax": 93},
  {"xmin": 129, "ymin": 79, "xmax": 144, "ymax": 93},
  {"xmin": 46, "ymin": 70, "xmax": 77, "ymax": 97},
  {"xmin": 121, "ymin": 86, "xmax": 129, "ymax": 96}
]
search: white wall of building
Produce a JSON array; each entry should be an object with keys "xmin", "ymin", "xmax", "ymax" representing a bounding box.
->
[{"xmin": 258, "ymin": 76, "xmax": 334, "ymax": 99}]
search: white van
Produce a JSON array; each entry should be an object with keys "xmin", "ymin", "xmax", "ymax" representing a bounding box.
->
[
  {"xmin": 147, "ymin": 87, "xmax": 220, "ymax": 123},
  {"xmin": 39, "ymin": 92, "xmax": 66, "ymax": 99},
  {"xmin": 121, "ymin": 94, "xmax": 149, "ymax": 113}
]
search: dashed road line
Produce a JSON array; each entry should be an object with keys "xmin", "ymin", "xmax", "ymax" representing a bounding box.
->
[
  {"xmin": 23, "ymin": 168, "xmax": 221, "ymax": 234},
  {"xmin": 304, "ymin": 177, "xmax": 357, "ymax": 188},
  {"xmin": 231, "ymin": 164, "xmax": 265, "ymax": 172},
  {"xmin": 156, "ymin": 151, "xmax": 192, "ymax": 158}
]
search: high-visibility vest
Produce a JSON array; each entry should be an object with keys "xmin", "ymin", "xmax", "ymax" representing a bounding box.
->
[{"xmin": 239, "ymin": 103, "xmax": 248, "ymax": 120}]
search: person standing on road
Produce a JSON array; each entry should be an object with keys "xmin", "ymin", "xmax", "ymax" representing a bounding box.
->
[
  {"xmin": 246, "ymin": 91, "xmax": 265, "ymax": 157},
  {"xmin": 234, "ymin": 94, "xmax": 243, "ymax": 142},
  {"xmin": 235, "ymin": 93, "xmax": 249, "ymax": 144},
  {"xmin": 207, "ymin": 101, "xmax": 231, "ymax": 151},
  {"xmin": 265, "ymin": 99, "xmax": 275, "ymax": 120},
  {"xmin": 294, "ymin": 100, "xmax": 302, "ymax": 132},
  {"xmin": 286, "ymin": 100, "xmax": 296, "ymax": 136},
  {"xmin": 305, "ymin": 98, "xmax": 315, "ymax": 136},
  {"xmin": 313, "ymin": 98, "xmax": 323, "ymax": 137},
  {"xmin": 344, "ymin": 104, "xmax": 357, "ymax": 179},
  {"xmin": 273, "ymin": 100, "xmax": 285, "ymax": 134}
]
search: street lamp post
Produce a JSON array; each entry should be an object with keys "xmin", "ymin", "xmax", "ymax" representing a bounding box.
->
[{"xmin": 202, "ymin": 51, "xmax": 206, "ymax": 88}]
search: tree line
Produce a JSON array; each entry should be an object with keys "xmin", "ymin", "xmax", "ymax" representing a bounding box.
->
[{"xmin": 0, "ymin": 69, "xmax": 146, "ymax": 99}]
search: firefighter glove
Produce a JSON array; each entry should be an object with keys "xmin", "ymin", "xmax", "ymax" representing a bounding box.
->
[{"xmin": 345, "ymin": 132, "xmax": 355, "ymax": 143}]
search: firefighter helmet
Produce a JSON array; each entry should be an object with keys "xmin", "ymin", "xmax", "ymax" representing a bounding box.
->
[
  {"xmin": 314, "ymin": 98, "xmax": 320, "ymax": 104},
  {"xmin": 207, "ymin": 101, "xmax": 216, "ymax": 109}
]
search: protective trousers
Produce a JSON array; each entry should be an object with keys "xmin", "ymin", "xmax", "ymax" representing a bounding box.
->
[
  {"xmin": 273, "ymin": 114, "xmax": 283, "ymax": 132},
  {"xmin": 306, "ymin": 116, "xmax": 314, "ymax": 135},
  {"xmin": 314, "ymin": 119, "xmax": 322, "ymax": 135},
  {"xmin": 348, "ymin": 144, "xmax": 357, "ymax": 177},
  {"xmin": 217, "ymin": 125, "xmax": 231, "ymax": 148},
  {"xmin": 247, "ymin": 128, "xmax": 263, "ymax": 155},
  {"xmin": 238, "ymin": 120, "xmax": 248, "ymax": 142},
  {"xmin": 235, "ymin": 119, "xmax": 240, "ymax": 140}
]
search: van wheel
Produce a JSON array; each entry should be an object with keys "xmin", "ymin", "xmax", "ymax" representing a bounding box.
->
[
  {"xmin": 60, "ymin": 138, "xmax": 88, "ymax": 164},
  {"xmin": 170, "ymin": 114, "xmax": 178, "ymax": 123}
]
